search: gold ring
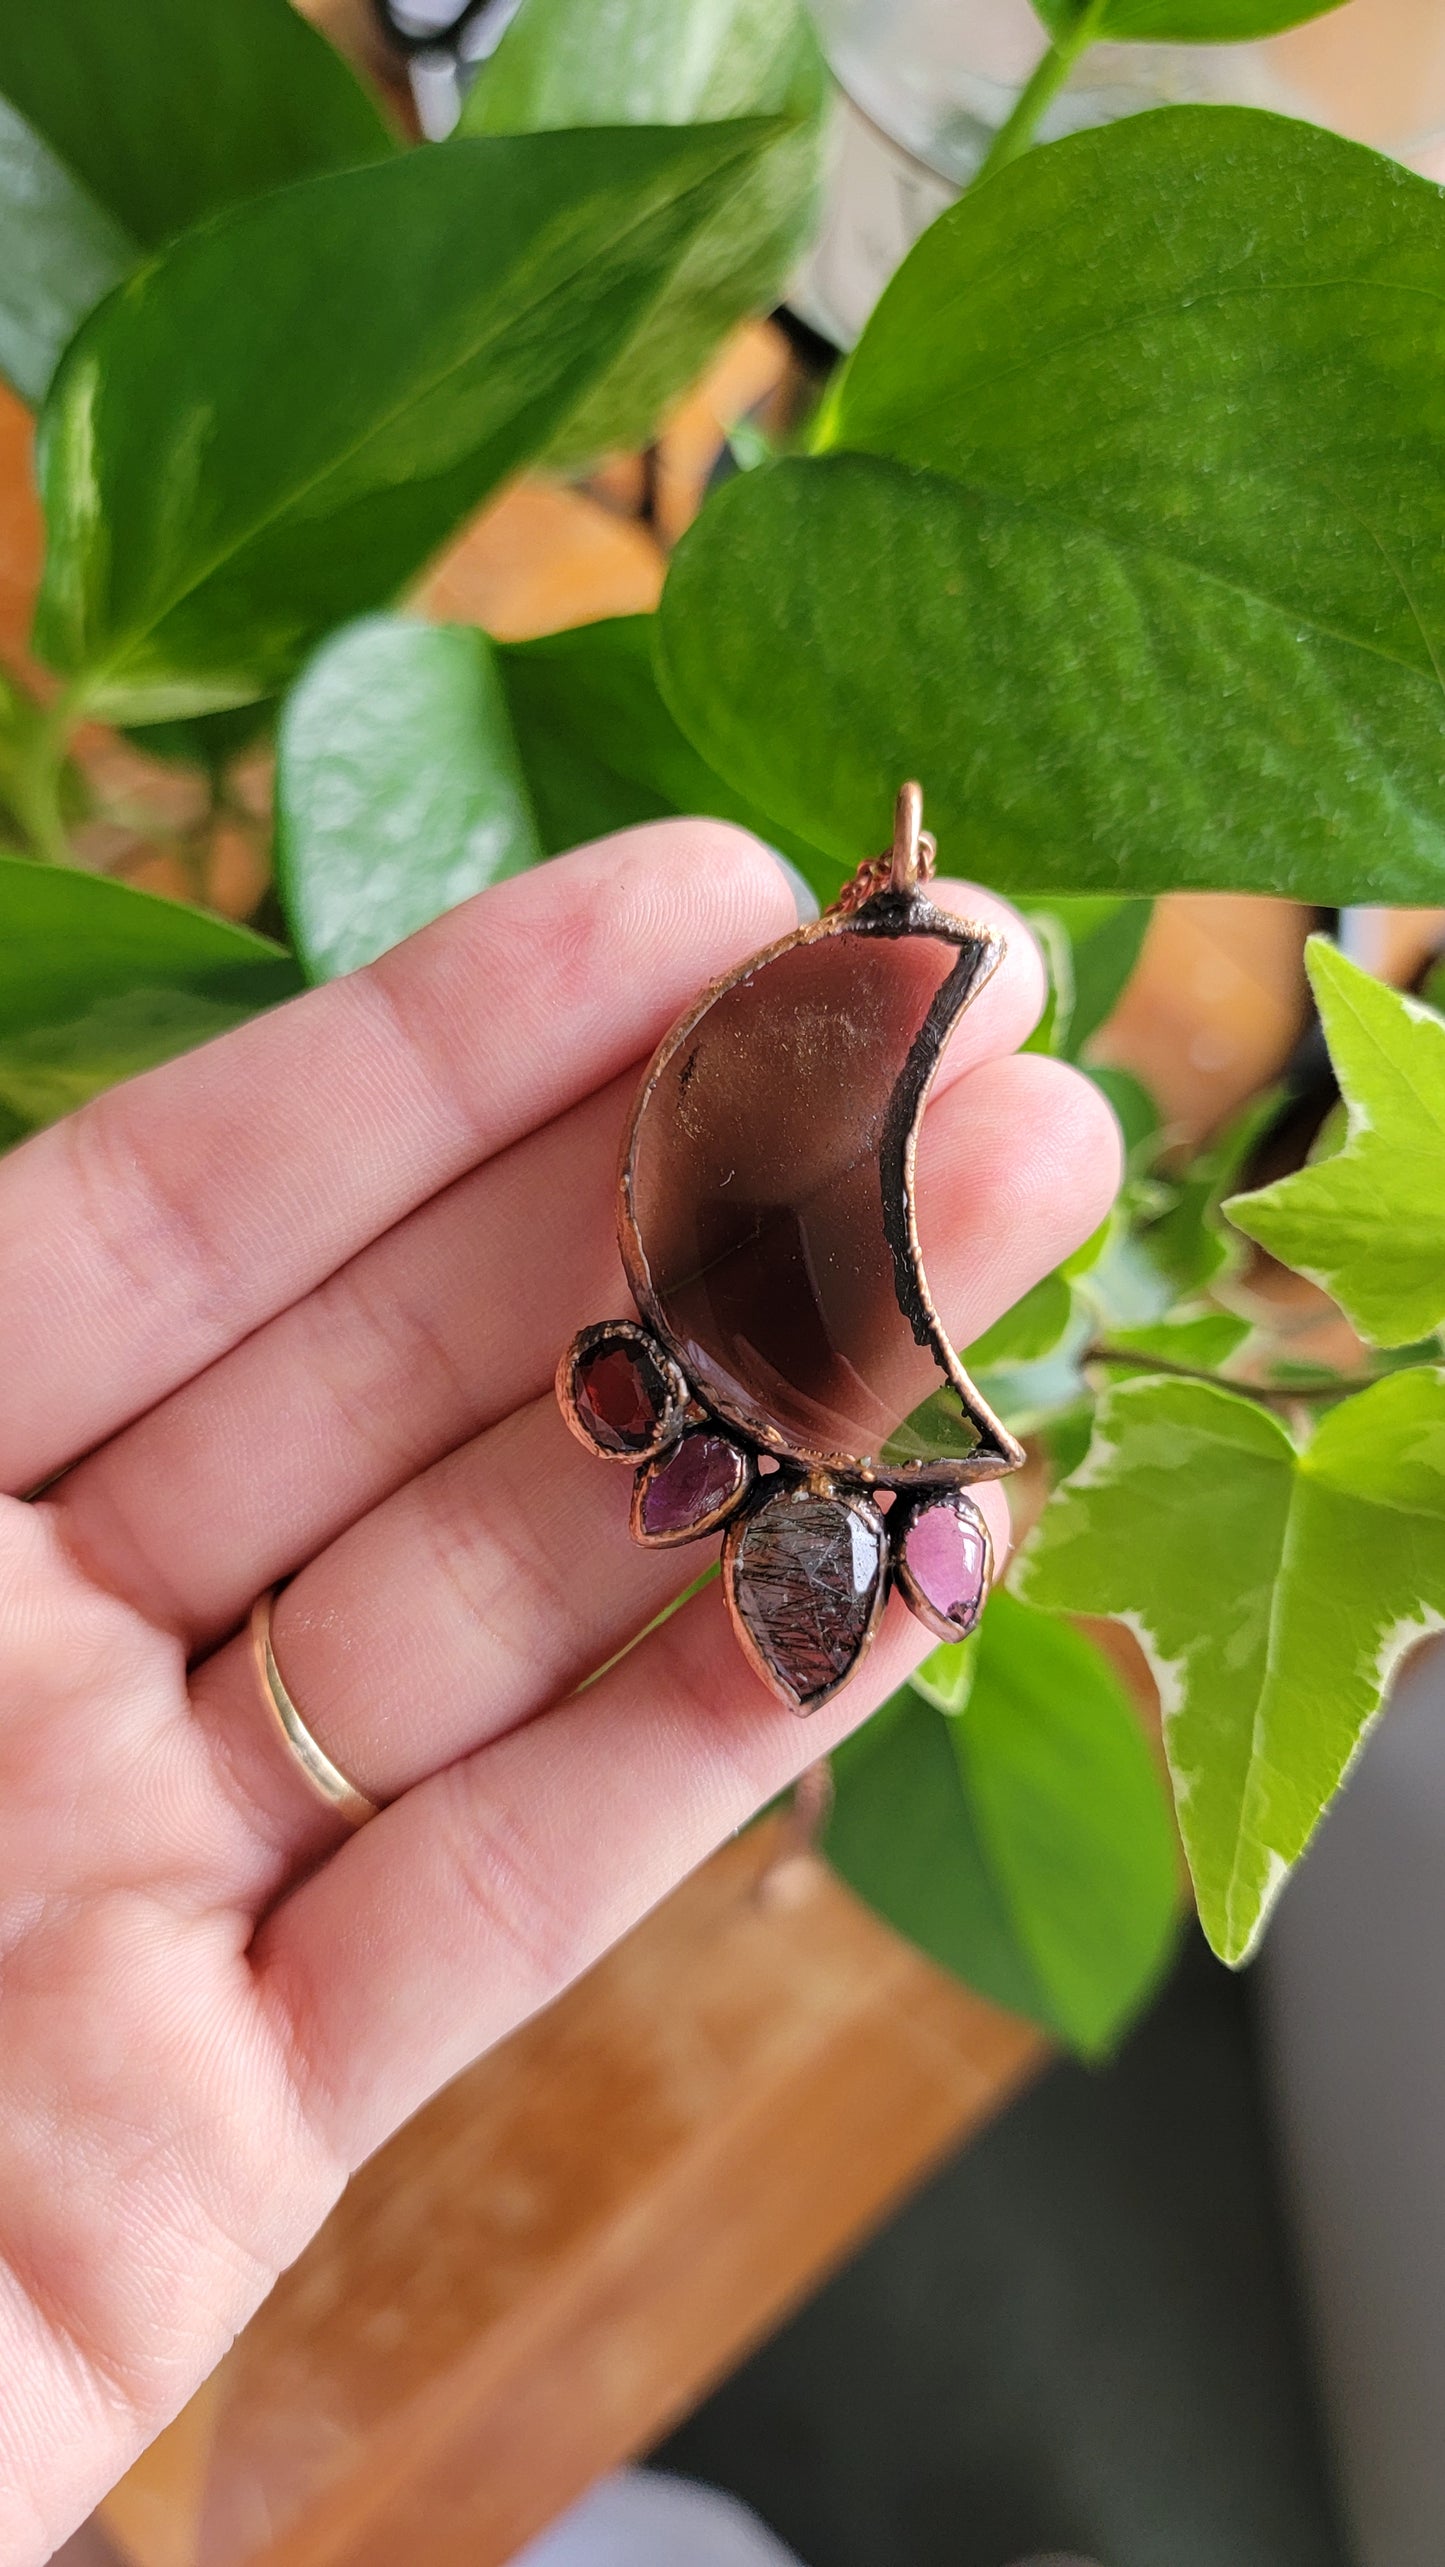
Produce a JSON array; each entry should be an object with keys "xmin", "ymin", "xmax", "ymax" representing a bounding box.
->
[{"xmin": 249, "ymin": 1589, "xmax": 381, "ymax": 1830}]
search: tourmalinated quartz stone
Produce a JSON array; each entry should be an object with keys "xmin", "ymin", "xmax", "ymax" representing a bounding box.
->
[
  {"xmin": 725, "ymin": 1483, "xmax": 887, "ymax": 1711},
  {"xmin": 635, "ymin": 1430, "xmax": 750, "ymax": 1544},
  {"xmin": 896, "ymin": 1493, "xmax": 990, "ymax": 1640},
  {"xmin": 564, "ymin": 1323, "xmax": 681, "ymax": 1460}
]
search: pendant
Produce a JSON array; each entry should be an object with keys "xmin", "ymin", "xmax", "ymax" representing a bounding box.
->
[{"xmin": 557, "ymin": 784, "xmax": 1023, "ymax": 1712}]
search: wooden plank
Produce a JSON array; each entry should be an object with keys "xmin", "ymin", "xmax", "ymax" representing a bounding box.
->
[{"xmin": 102, "ymin": 1824, "xmax": 1043, "ymax": 2567}]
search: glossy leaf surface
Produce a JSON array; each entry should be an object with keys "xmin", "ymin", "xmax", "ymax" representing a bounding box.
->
[
  {"xmin": 276, "ymin": 618, "xmax": 540, "ymax": 981},
  {"xmin": 1228, "ymin": 939, "xmax": 1445, "ymax": 1348},
  {"xmin": 35, "ymin": 122, "xmax": 775, "ymax": 723},
  {"xmin": 462, "ymin": 0, "xmax": 825, "ymax": 463},
  {"xmin": 660, "ymin": 113, "xmax": 1445, "ymax": 899},
  {"xmin": 0, "ymin": 0, "xmax": 394, "ymax": 250},
  {"xmin": 0, "ymin": 855, "xmax": 299, "ymax": 1131},
  {"xmin": 826, "ymin": 1590, "xmax": 1177, "ymax": 2054},
  {"xmin": 1018, "ymin": 1371, "xmax": 1445, "ymax": 1964}
]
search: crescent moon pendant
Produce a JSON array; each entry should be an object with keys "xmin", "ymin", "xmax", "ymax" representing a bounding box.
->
[{"xmin": 557, "ymin": 788, "xmax": 1024, "ymax": 1713}]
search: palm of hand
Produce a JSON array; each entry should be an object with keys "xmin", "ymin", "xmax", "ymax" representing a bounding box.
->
[{"xmin": 0, "ymin": 824, "xmax": 1117, "ymax": 2561}]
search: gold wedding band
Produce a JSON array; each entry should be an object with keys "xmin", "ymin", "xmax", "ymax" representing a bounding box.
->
[{"xmin": 249, "ymin": 1589, "xmax": 381, "ymax": 1830}]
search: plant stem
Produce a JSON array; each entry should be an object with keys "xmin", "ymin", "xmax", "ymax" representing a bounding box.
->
[
  {"xmin": 11, "ymin": 690, "xmax": 79, "ymax": 864},
  {"xmin": 1085, "ymin": 1342, "xmax": 1429, "ymax": 1411},
  {"xmin": 971, "ymin": 0, "xmax": 1111, "ymax": 188}
]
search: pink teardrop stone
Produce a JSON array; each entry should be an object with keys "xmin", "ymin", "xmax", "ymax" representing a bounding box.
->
[{"xmin": 903, "ymin": 1499, "xmax": 988, "ymax": 1633}]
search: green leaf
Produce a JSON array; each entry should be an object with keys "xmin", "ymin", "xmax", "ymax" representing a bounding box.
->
[
  {"xmin": 1062, "ymin": 899, "xmax": 1153, "ymax": 1058},
  {"xmin": 1098, "ymin": 1310, "xmax": 1253, "ymax": 1371},
  {"xmin": 0, "ymin": 853, "xmax": 300, "ymax": 1130},
  {"xmin": 0, "ymin": 0, "xmax": 394, "ymax": 253},
  {"xmin": 1142, "ymin": 1091, "xmax": 1279, "ymax": 1295},
  {"xmin": 276, "ymin": 617, "xmax": 541, "ymax": 982},
  {"xmin": 1017, "ymin": 1369, "xmax": 1445, "ymax": 1965},
  {"xmin": 34, "ymin": 121, "xmax": 779, "ymax": 724},
  {"xmin": 0, "ymin": 96, "xmax": 132, "ymax": 405},
  {"xmin": 911, "ymin": 1634, "xmax": 980, "ymax": 1715},
  {"xmin": 826, "ymin": 1590, "xmax": 1178, "ymax": 2055},
  {"xmin": 460, "ymin": 0, "xmax": 825, "ymax": 465},
  {"xmin": 1227, "ymin": 938, "xmax": 1445, "ymax": 1348},
  {"xmin": 964, "ymin": 1268, "xmax": 1074, "ymax": 1369},
  {"xmin": 659, "ymin": 111, "xmax": 1445, "ymax": 900},
  {"xmin": 499, "ymin": 614, "xmax": 827, "ymax": 881},
  {"xmin": 1018, "ymin": 894, "xmax": 1152, "ymax": 1061},
  {"xmin": 276, "ymin": 608, "xmax": 838, "ymax": 980},
  {"xmin": 1085, "ymin": 1064, "xmax": 1160, "ymax": 1166},
  {"xmin": 1034, "ymin": 0, "xmax": 1350, "ymax": 35}
]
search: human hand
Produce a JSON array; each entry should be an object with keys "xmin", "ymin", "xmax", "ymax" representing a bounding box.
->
[{"xmin": 0, "ymin": 823, "xmax": 1119, "ymax": 2558}]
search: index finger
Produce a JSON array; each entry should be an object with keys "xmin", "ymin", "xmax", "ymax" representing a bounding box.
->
[{"xmin": 0, "ymin": 823, "xmax": 795, "ymax": 1496}]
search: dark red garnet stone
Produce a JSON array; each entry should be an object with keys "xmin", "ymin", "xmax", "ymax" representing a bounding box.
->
[{"xmin": 573, "ymin": 1337, "xmax": 673, "ymax": 1456}]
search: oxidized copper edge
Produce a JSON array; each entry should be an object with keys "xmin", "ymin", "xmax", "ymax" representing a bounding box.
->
[
  {"xmin": 616, "ymin": 887, "xmax": 1026, "ymax": 1491},
  {"xmin": 720, "ymin": 1478, "xmax": 892, "ymax": 1716}
]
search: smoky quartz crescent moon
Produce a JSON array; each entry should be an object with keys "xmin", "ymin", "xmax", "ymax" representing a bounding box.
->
[{"xmin": 618, "ymin": 888, "xmax": 1023, "ymax": 1488}]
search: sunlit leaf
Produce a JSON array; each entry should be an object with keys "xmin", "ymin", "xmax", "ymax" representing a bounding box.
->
[
  {"xmin": 1228, "ymin": 938, "xmax": 1445, "ymax": 1347},
  {"xmin": 1017, "ymin": 1370, "xmax": 1445, "ymax": 1964}
]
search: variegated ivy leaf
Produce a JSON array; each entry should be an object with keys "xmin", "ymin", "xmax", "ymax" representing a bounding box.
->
[
  {"xmin": 1015, "ymin": 1369, "xmax": 1445, "ymax": 1965},
  {"xmin": 1227, "ymin": 937, "xmax": 1445, "ymax": 1348}
]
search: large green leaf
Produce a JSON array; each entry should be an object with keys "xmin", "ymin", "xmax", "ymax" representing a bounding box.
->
[
  {"xmin": 1017, "ymin": 1370, "xmax": 1445, "ymax": 1965},
  {"xmin": 659, "ymin": 112, "xmax": 1445, "ymax": 900},
  {"xmin": 461, "ymin": 0, "xmax": 825, "ymax": 464},
  {"xmin": 825, "ymin": 1590, "xmax": 1178, "ymax": 2055},
  {"xmin": 0, "ymin": 854, "xmax": 300, "ymax": 1130},
  {"xmin": 0, "ymin": 0, "xmax": 394, "ymax": 253},
  {"xmin": 276, "ymin": 609, "xmax": 836, "ymax": 980},
  {"xmin": 0, "ymin": 96, "xmax": 132, "ymax": 405},
  {"xmin": 1034, "ymin": 0, "xmax": 1350, "ymax": 36},
  {"xmin": 1227, "ymin": 939, "xmax": 1445, "ymax": 1348},
  {"xmin": 34, "ymin": 121, "xmax": 779, "ymax": 725},
  {"xmin": 276, "ymin": 618, "xmax": 541, "ymax": 982}
]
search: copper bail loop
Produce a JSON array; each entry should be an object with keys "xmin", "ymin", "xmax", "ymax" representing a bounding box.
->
[{"xmin": 889, "ymin": 780, "xmax": 937, "ymax": 895}]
